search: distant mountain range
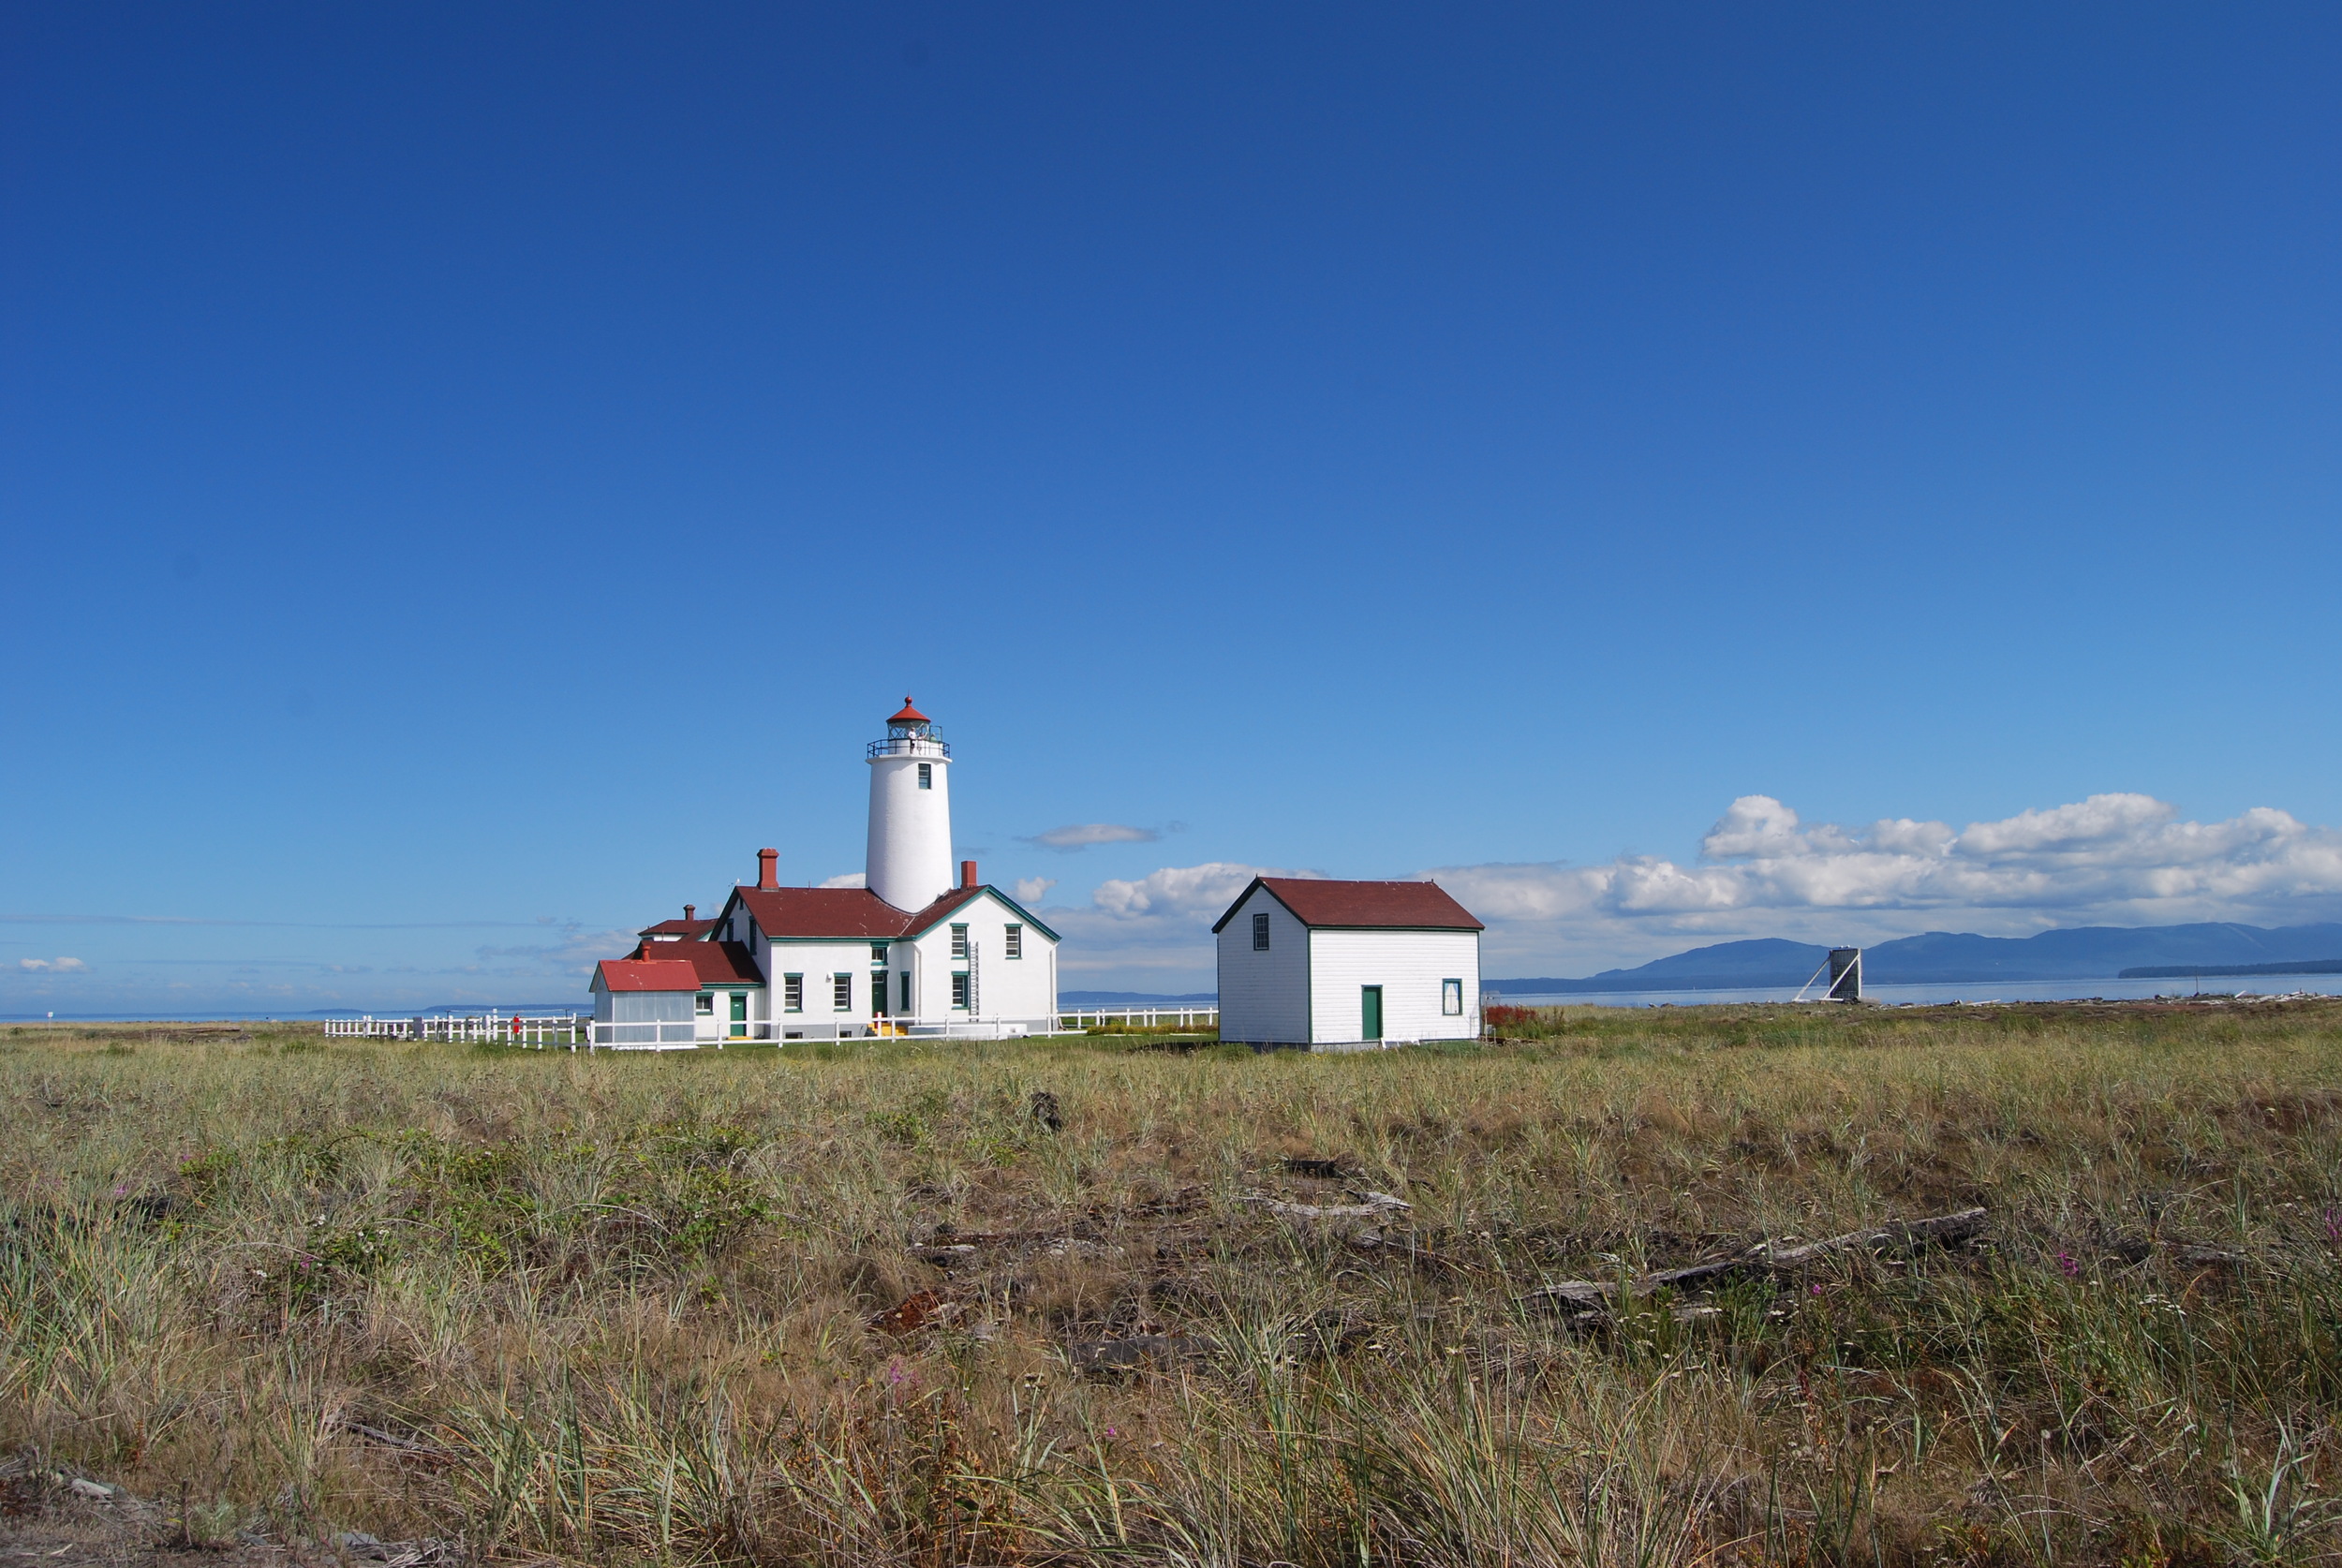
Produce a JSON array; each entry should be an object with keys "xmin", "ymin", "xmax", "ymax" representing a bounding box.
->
[{"xmin": 1489, "ymin": 922, "xmax": 2342, "ymax": 993}]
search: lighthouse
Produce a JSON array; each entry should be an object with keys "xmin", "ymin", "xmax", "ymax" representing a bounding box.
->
[{"xmin": 865, "ymin": 697, "xmax": 955, "ymax": 911}]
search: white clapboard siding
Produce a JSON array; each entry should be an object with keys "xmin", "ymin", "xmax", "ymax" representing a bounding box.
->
[
  {"xmin": 1216, "ymin": 884, "xmax": 1313, "ymax": 1043},
  {"xmin": 759, "ymin": 939, "xmax": 883, "ymax": 1022},
  {"xmin": 886, "ymin": 891, "xmax": 1058, "ymax": 1024},
  {"xmin": 1307, "ymin": 928, "xmax": 1480, "ymax": 1044}
]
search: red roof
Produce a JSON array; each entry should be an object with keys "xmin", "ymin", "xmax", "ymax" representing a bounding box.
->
[
  {"xmin": 1211, "ymin": 877, "xmax": 1484, "ymax": 933},
  {"xmin": 731, "ymin": 886, "xmax": 922, "ymax": 939},
  {"xmin": 622, "ymin": 940, "xmax": 763, "ymax": 985},
  {"xmin": 594, "ymin": 958, "xmax": 703, "ymax": 993},
  {"xmin": 723, "ymin": 882, "xmax": 1026, "ymax": 940},
  {"xmin": 888, "ymin": 696, "xmax": 930, "ymax": 724},
  {"xmin": 637, "ymin": 916, "xmax": 718, "ymax": 939}
]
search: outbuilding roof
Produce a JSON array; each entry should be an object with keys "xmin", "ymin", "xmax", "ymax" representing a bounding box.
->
[
  {"xmin": 1210, "ymin": 877, "xmax": 1485, "ymax": 933},
  {"xmin": 593, "ymin": 958, "xmax": 704, "ymax": 993},
  {"xmin": 623, "ymin": 939, "xmax": 763, "ymax": 986}
]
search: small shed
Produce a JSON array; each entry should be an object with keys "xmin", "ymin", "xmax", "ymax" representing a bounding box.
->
[
  {"xmin": 589, "ymin": 958, "xmax": 702, "ymax": 1049},
  {"xmin": 622, "ymin": 939, "xmax": 766, "ymax": 1041},
  {"xmin": 1212, "ymin": 877, "xmax": 1484, "ymax": 1048}
]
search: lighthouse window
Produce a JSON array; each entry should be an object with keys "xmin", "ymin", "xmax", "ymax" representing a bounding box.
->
[
  {"xmin": 917, "ymin": 763, "xmax": 932, "ymax": 790},
  {"xmin": 1253, "ymin": 912, "xmax": 1271, "ymax": 951},
  {"xmin": 1003, "ymin": 925, "xmax": 1022, "ymax": 959}
]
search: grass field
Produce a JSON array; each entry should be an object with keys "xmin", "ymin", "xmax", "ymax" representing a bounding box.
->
[{"xmin": 7, "ymin": 999, "xmax": 2342, "ymax": 1566}]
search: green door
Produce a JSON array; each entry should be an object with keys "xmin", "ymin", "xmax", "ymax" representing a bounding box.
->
[
  {"xmin": 728, "ymin": 992, "xmax": 748, "ymax": 1038},
  {"xmin": 1360, "ymin": 985, "xmax": 1383, "ymax": 1042}
]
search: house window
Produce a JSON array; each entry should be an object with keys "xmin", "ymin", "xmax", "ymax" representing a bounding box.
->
[
  {"xmin": 1003, "ymin": 925, "xmax": 1022, "ymax": 959},
  {"xmin": 1443, "ymin": 979, "xmax": 1463, "ymax": 1016},
  {"xmin": 950, "ymin": 924, "xmax": 969, "ymax": 960},
  {"xmin": 871, "ymin": 942, "xmax": 889, "ymax": 964},
  {"xmin": 783, "ymin": 974, "xmax": 803, "ymax": 1013},
  {"xmin": 833, "ymin": 973, "xmax": 852, "ymax": 1011},
  {"xmin": 694, "ymin": 993, "xmax": 714, "ymax": 1017},
  {"xmin": 917, "ymin": 762, "xmax": 932, "ymax": 790},
  {"xmin": 951, "ymin": 972, "xmax": 970, "ymax": 1010},
  {"xmin": 900, "ymin": 971, "xmax": 913, "ymax": 1013},
  {"xmin": 1253, "ymin": 911, "xmax": 1271, "ymax": 951}
]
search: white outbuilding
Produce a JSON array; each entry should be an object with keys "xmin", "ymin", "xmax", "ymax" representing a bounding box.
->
[{"xmin": 1212, "ymin": 877, "xmax": 1484, "ymax": 1048}]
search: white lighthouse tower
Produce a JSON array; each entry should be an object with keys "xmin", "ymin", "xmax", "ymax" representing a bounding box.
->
[{"xmin": 865, "ymin": 697, "xmax": 955, "ymax": 911}]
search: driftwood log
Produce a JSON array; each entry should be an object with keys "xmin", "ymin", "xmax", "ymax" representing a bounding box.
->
[{"xmin": 1524, "ymin": 1206, "xmax": 1989, "ymax": 1316}]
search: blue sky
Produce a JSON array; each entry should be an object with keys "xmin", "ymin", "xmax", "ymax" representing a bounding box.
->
[{"xmin": 6, "ymin": 4, "xmax": 2341, "ymax": 1013}]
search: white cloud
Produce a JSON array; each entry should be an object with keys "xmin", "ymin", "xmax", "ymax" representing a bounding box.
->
[
  {"xmin": 819, "ymin": 872, "xmax": 867, "ymax": 888},
  {"xmin": 1039, "ymin": 862, "xmax": 1327, "ymax": 980},
  {"xmin": 1053, "ymin": 793, "xmax": 2342, "ymax": 987},
  {"xmin": 1012, "ymin": 877, "xmax": 1057, "ymax": 905},
  {"xmin": 1022, "ymin": 823, "xmax": 1162, "ymax": 851},
  {"xmin": 1091, "ymin": 862, "xmax": 1297, "ymax": 919},
  {"xmin": 473, "ymin": 926, "xmax": 635, "ymax": 975},
  {"xmin": 1427, "ymin": 792, "xmax": 2342, "ymax": 971},
  {"xmin": 18, "ymin": 956, "xmax": 87, "ymax": 971}
]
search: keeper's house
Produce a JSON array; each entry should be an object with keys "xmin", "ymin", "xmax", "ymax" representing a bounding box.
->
[{"xmin": 1212, "ymin": 877, "xmax": 1484, "ymax": 1048}]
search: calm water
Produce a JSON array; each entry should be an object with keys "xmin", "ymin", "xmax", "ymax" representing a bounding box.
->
[{"xmin": 1490, "ymin": 974, "xmax": 2342, "ymax": 1008}]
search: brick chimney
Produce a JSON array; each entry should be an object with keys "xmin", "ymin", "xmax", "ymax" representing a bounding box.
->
[
  {"xmin": 683, "ymin": 904, "xmax": 695, "ymax": 922},
  {"xmin": 960, "ymin": 859, "xmax": 978, "ymax": 888},
  {"xmin": 758, "ymin": 849, "xmax": 778, "ymax": 891}
]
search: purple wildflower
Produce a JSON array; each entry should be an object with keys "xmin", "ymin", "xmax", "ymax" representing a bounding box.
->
[
  {"xmin": 2322, "ymin": 1208, "xmax": 2342, "ymax": 1247},
  {"xmin": 2056, "ymin": 1250, "xmax": 2082, "ymax": 1280}
]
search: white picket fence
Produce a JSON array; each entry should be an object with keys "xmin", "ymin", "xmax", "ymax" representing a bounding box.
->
[
  {"xmin": 325, "ymin": 1003, "xmax": 1218, "ymax": 1052},
  {"xmin": 1056, "ymin": 1005, "xmax": 1218, "ymax": 1031},
  {"xmin": 324, "ymin": 1013, "xmax": 588, "ymax": 1046}
]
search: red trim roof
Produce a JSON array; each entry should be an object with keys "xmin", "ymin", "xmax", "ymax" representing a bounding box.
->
[
  {"xmin": 1211, "ymin": 877, "xmax": 1484, "ymax": 933},
  {"xmin": 888, "ymin": 696, "xmax": 930, "ymax": 724},
  {"xmin": 722, "ymin": 882, "xmax": 1016, "ymax": 940},
  {"xmin": 731, "ymin": 886, "xmax": 921, "ymax": 939},
  {"xmin": 593, "ymin": 958, "xmax": 703, "ymax": 993},
  {"xmin": 622, "ymin": 940, "xmax": 763, "ymax": 985}
]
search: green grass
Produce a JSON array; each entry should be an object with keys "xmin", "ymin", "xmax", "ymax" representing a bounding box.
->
[{"xmin": 5, "ymin": 1000, "xmax": 2342, "ymax": 1565}]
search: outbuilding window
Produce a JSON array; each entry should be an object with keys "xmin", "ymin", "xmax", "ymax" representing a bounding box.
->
[
  {"xmin": 782, "ymin": 974, "xmax": 803, "ymax": 1013},
  {"xmin": 917, "ymin": 762, "xmax": 932, "ymax": 790},
  {"xmin": 833, "ymin": 973, "xmax": 852, "ymax": 1011},
  {"xmin": 1003, "ymin": 925, "xmax": 1022, "ymax": 959},
  {"xmin": 1443, "ymin": 979, "xmax": 1464, "ymax": 1016},
  {"xmin": 1253, "ymin": 912, "xmax": 1271, "ymax": 951}
]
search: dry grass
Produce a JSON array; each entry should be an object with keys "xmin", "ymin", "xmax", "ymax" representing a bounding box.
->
[{"xmin": 6, "ymin": 999, "xmax": 2342, "ymax": 1565}]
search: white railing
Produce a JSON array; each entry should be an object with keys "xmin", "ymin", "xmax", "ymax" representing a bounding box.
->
[
  {"xmin": 325, "ymin": 1006, "xmax": 1218, "ymax": 1051},
  {"xmin": 1055, "ymin": 1005, "xmax": 1218, "ymax": 1031},
  {"xmin": 325, "ymin": 1013, "xmax": 588, "ymax": 1045}
]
